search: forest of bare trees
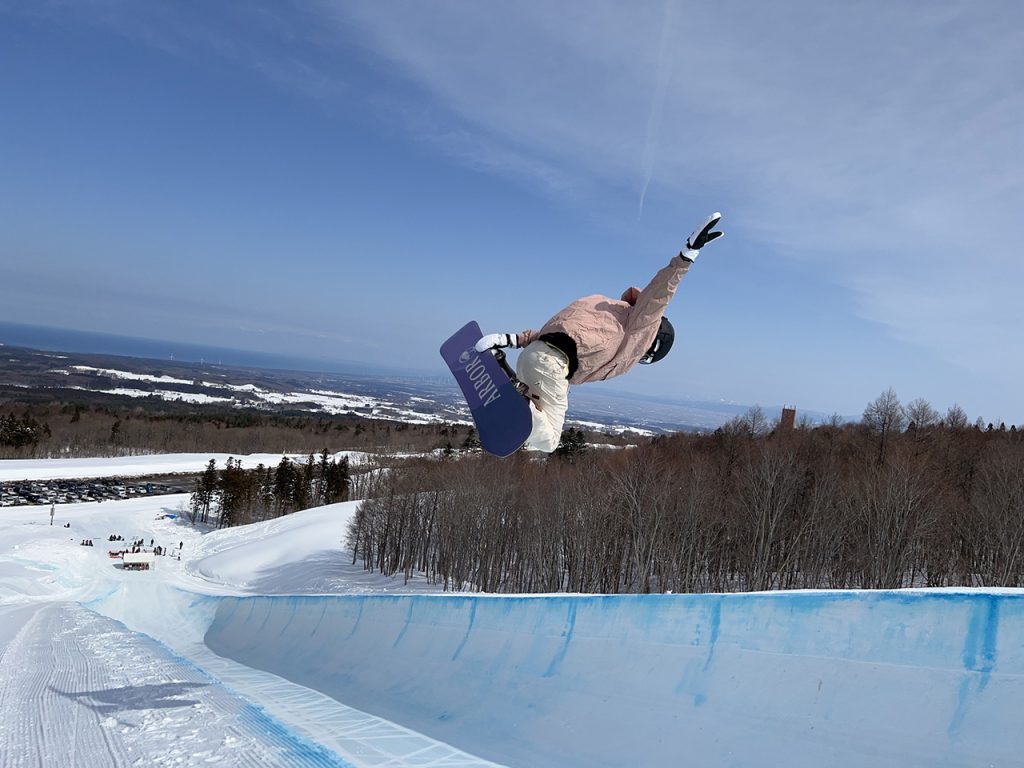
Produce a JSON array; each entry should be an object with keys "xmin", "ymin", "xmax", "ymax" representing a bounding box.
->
[
  {"xmin": 0, "ymin": 402, "xmax": 487, "ymax": 457},
  {"xmin": 347, "ymin": 392, "xmax": 1024, "ymax": 594}
]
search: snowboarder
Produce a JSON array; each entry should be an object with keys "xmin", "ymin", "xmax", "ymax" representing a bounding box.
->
[{"xmin": 476, "ymin": 212, "xmax": 724, "ymax": 453}]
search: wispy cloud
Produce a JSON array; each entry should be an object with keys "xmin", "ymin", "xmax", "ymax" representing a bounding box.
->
[
  {"xmin": 7, "ymin": 0, "xmax": 1023, "ymax": 393},
  {"xmin": 313, "ymin": 0, "xmax": 1024, "ymax": 378},
  {"xmin": 638, "ymin": 0, "xmax": 680, "ymax": 220}
]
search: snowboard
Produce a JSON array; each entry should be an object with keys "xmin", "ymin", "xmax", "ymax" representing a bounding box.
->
[{"xmin": 440, "ymin": 321, "xmax": 532, "ymax": 457}]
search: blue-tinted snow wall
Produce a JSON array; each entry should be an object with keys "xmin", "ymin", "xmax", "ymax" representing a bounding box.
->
[{"xmin": 204, "ymin": 591, "xmax": 1024, "ymax": 767}]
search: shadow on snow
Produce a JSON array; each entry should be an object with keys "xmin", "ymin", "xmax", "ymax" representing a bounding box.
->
[{"xmin": 49, "ymin": 681, "xmax": 209, "ymax": 715}]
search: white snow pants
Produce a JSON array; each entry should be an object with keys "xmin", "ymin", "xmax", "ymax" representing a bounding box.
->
[{"xmin": 516, "ymin": 341, "xmax": 570, "ymax": 453}]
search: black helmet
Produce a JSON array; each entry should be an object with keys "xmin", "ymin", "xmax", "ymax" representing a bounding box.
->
[{"xmin": 639, "ymin": 316, "xmax": 675, "ymax": 365}]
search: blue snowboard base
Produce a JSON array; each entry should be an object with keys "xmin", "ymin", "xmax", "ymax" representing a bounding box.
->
[{"xmin": 440, "ymin": 321, "xmax": 533, "ymax": 457}]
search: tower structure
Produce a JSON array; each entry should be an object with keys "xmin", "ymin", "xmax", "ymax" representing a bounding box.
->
[{"xmin": 779, "ymin": 406, "xmax": 796, "ymax": 430}]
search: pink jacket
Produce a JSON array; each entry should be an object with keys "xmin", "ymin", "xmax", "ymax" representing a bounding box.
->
[{"xmin": 518, "ymin": 254, "xmax": 692, "ymax": 384}]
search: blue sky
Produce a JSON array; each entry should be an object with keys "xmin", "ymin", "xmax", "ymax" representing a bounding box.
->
[{"xmin": 1, "ymin": 1, "xmax": 1022, "ymax": 422}]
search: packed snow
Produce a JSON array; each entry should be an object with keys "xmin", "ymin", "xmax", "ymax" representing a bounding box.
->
[
  {"xmin": 0, "ymin": 455, "xmax": 493, "ymax": 767},
  {"xmin": 2, "ymin": 454, "xmax": 1023, "ymax": 767}
]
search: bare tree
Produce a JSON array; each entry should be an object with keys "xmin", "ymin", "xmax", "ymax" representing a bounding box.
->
[
  {"xmin": 723, "ymin": 405, "xmax": 771, "ymax": 438},
  {"xmin": 733, "ymin": 447, "xmax": 802, "ymax": 591},
  {"xmin": 845, "ymin": 456, "xmax": 935, "ymax": 589},
  {"xmin": 608, "ymin": 448, "xmax": 672, "ymax": 593},
  {"xmin": 905, "ymin": 398, "xmax": 939, "ymax": 429},
  {"xmin": 943, "ymin": 403, "xmax": 970, "ymax": 430},
  {"xmin": 969, "ymin": 446, "xmax": 1024, "ymax": 586},
  {"xmin": 827, "ymin": 413, "xmax": 846, "ymax": 429},
  {"xmin": 862, "ymin": 388, "xmax": 906, "ymax": 464}
]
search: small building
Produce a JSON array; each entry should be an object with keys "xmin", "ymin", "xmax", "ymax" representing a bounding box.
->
[{"xmin": 122, "ymin": 552, "xmax": 156, "ymax": 571}]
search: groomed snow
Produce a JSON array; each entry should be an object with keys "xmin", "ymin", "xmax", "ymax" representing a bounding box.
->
[
  {"xmin": 0, "ymin": 601, "xmax": 347, "ymax": 767},
  {"xmin": 0, "ymin": 457, "xmax": 495, "ymax": 767}
]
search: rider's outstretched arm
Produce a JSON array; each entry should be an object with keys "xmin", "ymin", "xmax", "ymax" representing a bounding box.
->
[{"xmin": 624, "ymin": 212, "xmax": 724, "ymax": 342}]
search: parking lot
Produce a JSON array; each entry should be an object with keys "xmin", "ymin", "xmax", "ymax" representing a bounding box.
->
[{"xmin": 0, "ymin": 476, "xmax": 195, "ymax": 507}]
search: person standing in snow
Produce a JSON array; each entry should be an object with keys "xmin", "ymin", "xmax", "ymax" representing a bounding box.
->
[{"xmin": 476, "ymin": 212, "xmax": 724, "ymax": 453}]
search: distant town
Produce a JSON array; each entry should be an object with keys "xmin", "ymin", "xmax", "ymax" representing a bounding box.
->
[{"xmin": 0, "ymin": 476, "xmax": 195, "ymax": 508}]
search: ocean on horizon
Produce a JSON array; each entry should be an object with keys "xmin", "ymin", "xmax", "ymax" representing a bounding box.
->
[{"xmin": 0, "ymin": 321, "xmax": 384, "ymax": 377}]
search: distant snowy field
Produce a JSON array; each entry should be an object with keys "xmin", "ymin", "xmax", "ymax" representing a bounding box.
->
[
  {"xmin": 3, "ymin": 454, "xmax": 1023, "ymax": 767},
  {"xmin": 0, "ymin": 451, "xmax": 373, "ymax": 483},
  {"xmin": 41, "ymin": 360, "xmax": 706, "ymax": 434},
  {"xmin": 53, "ymin": 364, "xmax": 454, "ymax": 423}
]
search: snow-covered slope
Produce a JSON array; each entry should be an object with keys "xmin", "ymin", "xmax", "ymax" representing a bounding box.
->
[
  {"xmin": 0, "ymin": 601, "xmax": 344, "ymax": 767},
  {"xmin": 3, "ymin": 455, "xmax": 1024, "ymax": 767},
  {"xmin": 186, "ymin": 501, "xmax": 438, "ymax": 595}
]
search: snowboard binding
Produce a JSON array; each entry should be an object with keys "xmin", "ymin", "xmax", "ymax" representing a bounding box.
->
[{"xmin": 491, "ymin": 349, "xmax": 531, "ymax": 401}]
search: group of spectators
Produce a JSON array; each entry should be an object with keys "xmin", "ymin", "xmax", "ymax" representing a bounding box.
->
[{"xmin": 105, "ymin": 534, "xmax": 184, "ymax": 559}]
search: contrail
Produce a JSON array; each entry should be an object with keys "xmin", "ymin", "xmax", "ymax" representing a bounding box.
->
[{"xmin": 639, "ymin": 0, "xmax": 680, "ymax": 220}]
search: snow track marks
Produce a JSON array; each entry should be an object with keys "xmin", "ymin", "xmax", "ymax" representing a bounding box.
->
[{"xmin": 0, "ymin": 602, "xmax": 350, "ymax": 768}]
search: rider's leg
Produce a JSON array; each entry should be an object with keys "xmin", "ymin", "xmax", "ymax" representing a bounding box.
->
[{"xmin": 515, "ymin": 341, "xmax": 570, "ymax": 453}]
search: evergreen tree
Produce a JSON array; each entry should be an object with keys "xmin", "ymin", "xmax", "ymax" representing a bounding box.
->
[
  {"xmin": 273, "ymin": 457, "xmax": 294, "ymax": 515},
  {"xmin": 218, "ymin": 457, "xmax": 249, "ymax": 527},
  {"xmin": 192, "ymin": 459, "xmax": 218, "ymax": 524},
  {"xmin": 462, "ymin": 427, "xmax": 481, "ymax": 450},
  {"xmin": 258, "ymin": 464, "xmax": 274, "ymax": 518},
  {"xmin": 554, "ymin": 427, "xmax": 588, "ymax": 462},
  {"xmin": 316, "ymin": 449, "xmax": 331, "ymax": 506},
  {"xmin": 293, "ymin": 454, "xmax": 314, "ymax": 510},
  {"xmin": 325, "ymin": 456, "xmax": 350, "ymax": 503},
  {"xmin": 0, "ymin": 414, "xmax": 44, "ymax": 448}
]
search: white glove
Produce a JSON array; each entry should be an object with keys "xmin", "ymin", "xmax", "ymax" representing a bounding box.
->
[
  {"xmin": 475, "ymin": 333, "xmax": 517, "ymax": 352},
  {"xmin": 680, "ymin": 211, "xmax": 724, "ymax": 262}
]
